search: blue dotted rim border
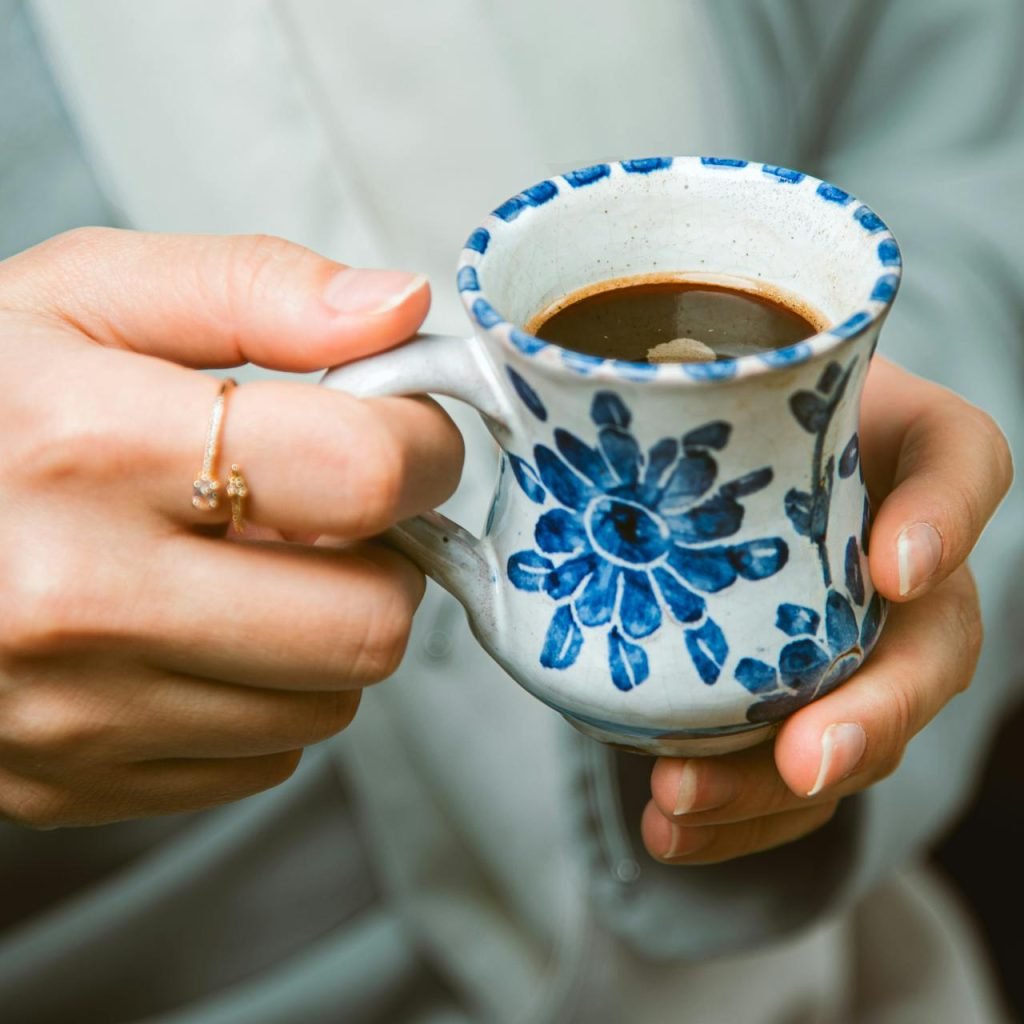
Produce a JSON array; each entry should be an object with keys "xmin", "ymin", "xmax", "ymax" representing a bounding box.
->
[{"xmin": 456, "ymin": 156, "xmax": 902, "ymax": 384}]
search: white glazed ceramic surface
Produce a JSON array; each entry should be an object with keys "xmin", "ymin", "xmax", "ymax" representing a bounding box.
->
[{"xmin": 323, "ymin": 157, "xmax": 902, "ymax": 756}]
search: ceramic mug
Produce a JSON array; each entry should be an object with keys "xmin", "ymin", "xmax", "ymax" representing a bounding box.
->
[{"xmin": 322, "ymin": 156, "xmax": 902, "ymax": 756}]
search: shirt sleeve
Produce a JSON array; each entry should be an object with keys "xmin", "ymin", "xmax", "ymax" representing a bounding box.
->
[{"xmin": 589, "ymin": 0, "xmax": 1024, "ymax": 960}]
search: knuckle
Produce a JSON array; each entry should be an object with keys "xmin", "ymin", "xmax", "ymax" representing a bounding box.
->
[
  {"xmin": 874, "ymin": 749, "xmax": 906, "ymax": 782},
  {"xmin": 348, "ymin": 585, "xmax": 415, "ymax": 683},
  {"xmin": 2, "ymin": 690, "xmax": 101, "ymax": 761},
  {"xmin": 946, "ymin": 578, "xmax": 984, "ymax": 692},
  {"xmin": 869, "ymin": 737, "xmax": 906, "ymax": 782},
  {"xmin": 1, "ymin": 781, "xmax": 70, "ymax": 830},
  {"xmin": 887, "ymin": 674, "xmax": 917, "ymax": 739},
  {"xmin": 6, "ymin": 391, "xmax": 127, "ymax": 494},
  {"xmin": 975, "ymin": 408, "xmax": 1015, "ymax": 498},
  {"xmin": 41, "ymin": 226, "xmax": 118, "ymax": 266},
  {"xmin": 303, "ymin": 690, "xmax": 361, "ymax": 743},
  {"xmin": 0, "ymin": 546, "xmax": 105, "ymax": 655},
  {"xmin": 870, "ymin": 673, "xmax": 918, "ymax": 774},
  {"xmin": 219, "ymin": 234, "xmax": 304, "ymax": 319},
  {"xmin": 346, "ymin": 417, "xmax": 406, "ymax": 536},
  {"xmin": 257, "ymin": 750, "xmax": 302, "ymax": 789}
]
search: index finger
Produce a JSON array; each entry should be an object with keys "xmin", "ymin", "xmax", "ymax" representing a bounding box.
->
[{"xmin": 47, "ymin": 342, "xmax": 465, "ymax": 538}]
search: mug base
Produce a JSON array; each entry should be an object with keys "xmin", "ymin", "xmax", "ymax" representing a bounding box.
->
[{"xmin": 563, "ymin": 715, "xmax": 777, "ymax": 757}]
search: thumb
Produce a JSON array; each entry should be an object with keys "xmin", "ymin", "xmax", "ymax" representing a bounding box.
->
[{"xmin": 0, "ymin": 227, "xmax": 430, "ymax": 371}]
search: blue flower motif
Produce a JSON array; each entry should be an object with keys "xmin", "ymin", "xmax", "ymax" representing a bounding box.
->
[
  {"xmin": 737, "ymin": 583, "xmax": 884, "ymax": 723},
  {"xmin": 741, "ymin": 358, "xmax": 883, "ymax": 723},
  {"xmin": 506, "ymin": 391, "xmax": 789, "ymax": 691}
]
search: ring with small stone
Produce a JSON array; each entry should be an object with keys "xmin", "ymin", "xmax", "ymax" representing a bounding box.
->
[{"xmin": 192, "ymin": 379, "xmax": 248, "ymax": 532}]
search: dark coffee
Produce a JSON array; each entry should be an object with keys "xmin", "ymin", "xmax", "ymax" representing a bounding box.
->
[{"xmin": 527, "ymin": 277, "xmax": 823, "ymax": 363}]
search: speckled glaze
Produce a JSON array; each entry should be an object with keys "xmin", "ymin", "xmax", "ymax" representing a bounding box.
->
[{"xmin": 323, "ymin": 157, "xmax": 902, "ymax": 756}]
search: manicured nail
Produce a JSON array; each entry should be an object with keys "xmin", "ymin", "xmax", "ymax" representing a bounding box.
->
[
  {"xmin": 807, "ymin": 722, "xmax": 866, "ymax": 797},
  {"xmin": 323, "ymin": 268, "xmax": 427, "ymax": 315},
  {"xmin": 666, "ymin": 824, "xmax": 715, "ymax": 859},
  {"xmin": 673, "ymin": 761, "xmax": 735, "ymax": 815},
  {"xmin": 896, "ymin": 522, "xmax": 943, "ymax": 597}
]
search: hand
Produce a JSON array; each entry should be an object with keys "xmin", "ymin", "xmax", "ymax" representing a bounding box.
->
[
  {"xmin": 642, "ymin": 357, "xmax": 1013, "ymax": 864},
  {"xmin": 0, "ymin": 229, "xmax": 463, "ymax": 827}
]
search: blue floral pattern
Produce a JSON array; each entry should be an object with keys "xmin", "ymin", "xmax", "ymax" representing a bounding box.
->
[
  {"xmin": 506, "ymin": 390, "xmax": 789, "ymax": 691},
  {"xmin": 739, "ymin": 361, "xmax": 885, "ymax": 722},
  {"xmin": 737, "ymin": 589, "xmax": 883, "ymax": 722}
]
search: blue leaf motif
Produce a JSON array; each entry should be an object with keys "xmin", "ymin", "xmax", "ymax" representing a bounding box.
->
[
  {"xmin": 643, "ymin": 438, "xmax": 679, "ymax": 491},
  {"xmin": 658, "ymin": 452, "xmax": 717, "ymax": 511},
  {"xmin": 861, "ymin": 496, "xmax": 872, "ymax": 555},
  {"xmin": 844, "ymin": 536, "xmax": 865, "ymax": 606},
  {"xmin": 608, "ymin": 628, "xmax": 649, "ymax": 691},
  {"xmin": 683, "ymin": 421, "xmax": 731, "ymax": 452},
  {"xmin": 730, "ymin": 538, "xmax": 789, "ymax": 580},
  {"xmin": 620, "ymin": 570, "xmax": 662, "ymax": 639},
  {"xmin": 735, "ymin": 658, "xmax": 778, "ymax": 694},
  {"xmin": 664, "ymin": 493, "xmax": 743, "ymax": 543},
  {"xmin": 544, "ymin": 553, "xmax": 598, "ymax": 600},
  {"xmin": 667, "ymin": 545, "xmax": 738, "ymax": 593},
  {"xmin": 784, "ymin": 488, "xmax": 813, "ymax": 537},
  {"xmin": 541, "ymin": 606, "xmax": 584, "ymax": 670},
  {"xmin": 507, "ymin": 551, "xmax": 553, "ymax": 592},
  {"xmin": 779, "ymin": 639, "xmax": 830, "ymax": 691},
  {"xmin": 591, "ymin": 391, "xmax": 631, "ymax": 429},
  {"xmin": 839, "ymin": 434, "xmax": 860, "ymax": 478},
  {"xmin": 652, "ymin": 569, "xmax": 705, "ymax": 623},
  {"xmin": 817, "ymin": 362, "xmax": 843, "ymax": 394},
  {"xmin": 720, "ymin": 466, "xmax": 773, "ymax": 498},
  {"xmin": 535, "ymin": 508, "xmax": 589, "ymax": 554},
  {"xmin": 509, "ymin": 454, "xmax": 546, "ymax": 504},
  {"xmin": 576, "ymin": 561, "xmax": 620, "ymax": 627},
  {"xmin": 789, "ymin": 390, "xmax": 829, "ymax": 432},
  {"xmin": 506, "ymin": 366, "xmax": 547, "ymax": 421},
  {"xmin": 599, "ymin": 427, "xmax": 642, "ymax": 485},
  {"xmin": 825, "ymin": 590, "xmax": 859, "ymax": 654},
  {"xmin": 534, "ymin": 445, "xmax": 594, "ymax": 511},
  {"xmin": 685, "ymin": 618, "xmax": 729, "ymax": 685},
  {"xmin": 554, "ymin": 429, "xmax": 614, "ymax": 488},
  {"xmin": 776, "ymin": 603, "xmax": 820, "ymax": 637}
]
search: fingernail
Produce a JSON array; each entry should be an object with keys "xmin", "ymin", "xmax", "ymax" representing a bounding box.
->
[
  {"xmin": 896, "ymin": 522, "xmax": 943, "ymax": 597},
  {"xmin": 673, "ymin": 761, "xmax": 735, "ymax": 815},
  {"xmin": 666, "ymin": 824, "xmax": 715, "ymax": 859},
  {"xmin": 807, "ymin": 722, "xmax": 866, "ymax": 797},
  {"xmin": 323, "ymin": 268, "xmax": 427, "ymax": 315}
]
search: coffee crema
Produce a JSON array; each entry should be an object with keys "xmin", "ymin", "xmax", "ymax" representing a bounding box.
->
[{"xmin": 526, "ymin": 276, "xmax": 826, "ymax": 363}]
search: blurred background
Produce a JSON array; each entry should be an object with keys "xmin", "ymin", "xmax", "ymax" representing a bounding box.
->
[
  {"xmin": 932, "ymin": 703, "xmax": 1024, "ymax": 1019},
  {"xmin": 0, "ymin": 2, "xmax": 1019, "ymax": 1024}
]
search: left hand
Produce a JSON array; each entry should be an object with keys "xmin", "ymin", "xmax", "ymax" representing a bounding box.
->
[{"xmin": 642, "ymin": 357, "xmax": 1013, "ymax": 864}]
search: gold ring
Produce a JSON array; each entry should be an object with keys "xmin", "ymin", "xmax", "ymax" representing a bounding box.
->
[
  {"xmin": 226, "ymin": 463, "xmax": 250, "ymax": 534},
  {"xmin": 192, "ymin": 379, "xmax": 249, "ymax": 532}
]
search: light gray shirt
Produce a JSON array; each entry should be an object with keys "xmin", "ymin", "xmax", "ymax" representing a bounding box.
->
[{"xmin": 1, "ymin": 2, "xmax": 1021, "ymax": 1021}]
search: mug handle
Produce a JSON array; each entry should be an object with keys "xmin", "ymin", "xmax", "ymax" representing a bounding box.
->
[{"xmin": 320, "ymin": 332, "xmax": 509, "ymax": 608}]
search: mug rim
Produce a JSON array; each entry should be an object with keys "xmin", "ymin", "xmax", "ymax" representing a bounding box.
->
[{"xmin": 456, "ymin": 156, "xmax": 902, "ymax": 386}]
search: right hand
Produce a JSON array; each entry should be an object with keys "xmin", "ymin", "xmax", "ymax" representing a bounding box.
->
[{"xmin": 0, "ymin": 228, "xmax": 463, "ymax": 828}]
